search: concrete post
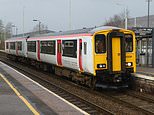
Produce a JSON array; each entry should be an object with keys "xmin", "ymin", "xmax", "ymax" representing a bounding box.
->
[{"xmin": 152, "ymin": 28, "xmax": 154, "ymax": 67}]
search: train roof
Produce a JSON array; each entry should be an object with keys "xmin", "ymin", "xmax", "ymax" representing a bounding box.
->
[
  {"xmin": 6, "ymin": 26, "xmax": 123, "ymax": 41},
  {"xmin": 45, "ymin": 26, "xmax": 122, "ymax": 36},
  {"xmin": 27, "ymin": 26, "xmax": 122, "ymax": 37}
]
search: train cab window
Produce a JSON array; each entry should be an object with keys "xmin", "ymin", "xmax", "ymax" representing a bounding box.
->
[
  {"xmin": 17, "ymin": 42, "xmax": 22, "ymax": 51},
  {"xmin": 125, "ymin": 34, "xmax": 133, "ymax": 52},
  {"xmin": 27, "ymin": 41, "xmax": 36, "ymax": 52},
  {"xmin": 62, "ymin": 40, "xmax": 77, "ymax": 58},
  {"xmin": 95, "ymin": 34, "xmax": 106, "ymax": 53},
  {"xmin": 10, "ymin": 42, "xmax": 15, "ymax": 50},
  {"xmin": 40, "ymin": 41, "xmax": 55, "ymax": 55}
]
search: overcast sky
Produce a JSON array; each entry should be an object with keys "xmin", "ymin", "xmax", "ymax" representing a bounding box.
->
[{"xmin": 0, "ymin": 0, "xmax": 154, "ymax": 34}]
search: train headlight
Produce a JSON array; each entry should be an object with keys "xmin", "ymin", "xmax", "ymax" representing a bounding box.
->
[
  {"xmin": 126, "ymin": 62, "xmax": 132, "ymax": 67},
  {"xmin": 97, "ymin": 64, "xmax": 106, "ymax": 68}
]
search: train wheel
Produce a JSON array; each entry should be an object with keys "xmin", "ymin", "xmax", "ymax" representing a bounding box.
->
[
  {"xmin": 90, "ymin": 76, "xmax": 97, "ymax": 90},
  {"xmin": 128, "ymin": 74, "xmax": 135, "ymax": 89}
]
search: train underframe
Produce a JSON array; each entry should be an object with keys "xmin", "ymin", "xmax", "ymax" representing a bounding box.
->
[
  {"xmin": 7, "ymin": 54, "xmax": 134, "ymax": 89},
  {"xmin": 95, "ymin": 70, "xmax": 134, "ymax": 89}
]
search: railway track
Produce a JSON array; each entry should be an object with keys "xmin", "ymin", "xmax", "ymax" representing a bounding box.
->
[
  {"xmin": 126, "ymin": 90, "xmax": 154, "ymax": 104},
  {"xmin": 0, "ymin": 56, "xmax": 114, "ymax": 114},
  {"xmin": 102, "ymin": 90, "xmax": 154, "ymax": 115},
  {"xmin": 0, "ymin": 52, "xmax": 154, "ymax": 114}
]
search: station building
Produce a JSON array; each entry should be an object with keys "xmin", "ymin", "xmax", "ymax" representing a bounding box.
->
[{"xmin": 128, "ymin": 15, "xmax": 154, "ymax": 67}]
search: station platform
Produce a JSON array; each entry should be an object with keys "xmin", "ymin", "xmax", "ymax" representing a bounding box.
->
[
  {"xmin": 137, "ymin": 66, "xmax": 154, "ymax": 76},
  {"xmin": 135, "ymin": 66, "xmax": 154, "ymax": 81},
  {"xmin": 0, "ymin": 61, "xmax": 88, "ymax": 115},
  {"xmin": 0, "ymin": 73, "xmax": 35, "ymax": 115}
]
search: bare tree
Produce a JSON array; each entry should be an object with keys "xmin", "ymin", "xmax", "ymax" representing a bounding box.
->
[
  {"xmin": 104, "ymin": 10, "xmax": 129, "ymax": 28},
  {"xmin": 5, "ymin": 22, "xmax": 13, "ymax": 39},
  {"xmin": 0, "ymin": 20, "xmax": 4, "ymax": 40},
  {"xmin": 32, "ymin": 23, "xmax": 48, "ymax": 34},
  {"xmin": 0, "ymin": 20, "xmax": 5, "ymax": 50},
  {"xmin": 0, "ymin": 21, "xmax": 13, "ymax": 49}
]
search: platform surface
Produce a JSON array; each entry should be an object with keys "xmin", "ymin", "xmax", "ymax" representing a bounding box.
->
[
  {"xmin": 0, "ymin": 73, "xmax": 34, "ymax": 115},
  {"xmin": 0, "ymin": 61, "xmax": 88, "ymax": 115},
  {"xmin": 137, "ymin": 66, "xmax": 154, "ymax": 76}
]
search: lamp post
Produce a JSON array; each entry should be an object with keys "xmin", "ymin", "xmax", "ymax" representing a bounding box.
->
[
  {"xmin": 124, "ymin": 7, "xmax": 128, "ymax": 29},
  {"xmin": 146, "ymin": 0, "xmax": 152, "ymax": 66},
  {"xmin": 33, "ymin": 19, "xmax": 41, "ymax": 34},
  {"xmin": 69, "ymin": 0, "xmax": 72, "ymax": 30},
  {"xmin": 12, "ymin": 25, "xmax": 18, "ymax": 37},
  {"xmin": 23, "ymin": 6, "xmax": 25, "ymax": 38},
  {"xmin": 146, "ymin": 0, "xmax": 152, "ymax": 27},
  {"xmin": 116, "ymin": 3, "xmax": 128, "ymax": 29}
]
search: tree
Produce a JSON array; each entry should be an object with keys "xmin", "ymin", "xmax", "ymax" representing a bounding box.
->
[
  {"xmin": 0, "ymin": 20, "xmax": 4, "ymax": 40},
  {"xmin": 0, "ymin": 20, "xmax": 13, "ymax": 49},
  {"xmin": 32, "ymin": 23, "xmax": 48, "ymax": 34},
  {"xmin": 5, "ymin": 22, "xmax": 13, "ymax": 39},
  {"xmin": 104, "ymin": 10, "xmax": 129, "ymax": 28},
  {"xmin": 0, "ymin": 20, "xmax": 5, "ymax": 50}
]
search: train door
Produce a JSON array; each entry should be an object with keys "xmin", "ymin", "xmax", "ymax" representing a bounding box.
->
[
  {"xmin": 79, "ymin": 39, "xmax": 83, "ymax": 71},
  {"xmin": 107, "ymin": 31, "xmax": 125, "ymax": 73},
  {"xmin": 112, "ymin": 37, "xmax": 121, "ymax": 71},
  {"xmin": 37, "ymin": 40, "xmax": 41, "ymax": 61},
  {"xmin": 16, "ymin": 42, "xmax": 18, "ymax": 56},
  {"xmin": 57, "ymin": 40, "xmax": 62, "ymax": 66},
  {"xmin": 8, "ymin": 42, "xmax": 10, "ymax": 53}
]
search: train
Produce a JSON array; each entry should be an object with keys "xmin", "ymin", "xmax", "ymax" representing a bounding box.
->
[{"xmin": 5, "ymin": 26, "xmax": 136, "ymax": 89}]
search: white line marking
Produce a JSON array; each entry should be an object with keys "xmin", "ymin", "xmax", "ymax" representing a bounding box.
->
[
  {"xmin": 0, "ymin": 73, "xmax": 40, "ymax": 115},
  {"xmin": 0, "ymin": 61, "xmax": 89, "ymax": 115},
  {"xmin": 133, "ymin": 73, "xmax": 154, "ymax": 81}
]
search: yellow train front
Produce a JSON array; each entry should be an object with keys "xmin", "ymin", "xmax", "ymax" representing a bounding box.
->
[{"xmin": 92, "ymin": 27, "xmax": 136, "ymax": 88}]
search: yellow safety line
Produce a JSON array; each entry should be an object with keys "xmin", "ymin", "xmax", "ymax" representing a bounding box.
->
[{"xmin": 0, "ymin": 73, "xmax": 40, "ymax": 115}]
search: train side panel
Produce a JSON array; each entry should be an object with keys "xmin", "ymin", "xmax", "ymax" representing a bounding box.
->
[
  {"xmin": 9, "ymin": 42, "xmax": 16, "ymax": 55},
  {"xmin": 17, "ymin": 40, "xmax": 27, "ymax": 57},
  {"xmin": 39, "ymin": 39, "xmax": 57, "ymax": 65},
  {"xmin": 5, "ymin": 38, "xmax": 27, "ymax": 58},
  {"xmin": 27, "ymin": 39, "xmax": 37, "ymax": 60},
  {"xmin": 61, "ymin": 38, "xmax": 78, "ymax": 70},
  {"xmin": 5, "ymin": 41, "xmax": 10, "ymax": 54},
  {"xmin": 82, "ymin": 36, "xmax": 94, "ymax": 74}
]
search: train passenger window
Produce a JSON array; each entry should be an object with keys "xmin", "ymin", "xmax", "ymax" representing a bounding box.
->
[
  {"xmin": 27, "ymin": 41, "xmax": 36, "ymax": 52},
  {"xmin": 84, "ymin": 42, "xmax": 87, "ymax": 55},
  {"xmin": 95, "ymin": 34, "xmax": 106, "ymax": 53},
  {"xmin": 17, "ymin": 42, "xmax": 22, "ymax": 51},
  {"xmin": 10, "ymin": 42, "xmax": 15, "ymax": 50},
  {"xmin": 125, "ymin": 34, "xmax": 133, "ymax": 52},
  {"xmin": 62, "ymin": 40, "xmax": 77, "ymax": 58},
  {"xmin": 40, "ymin": 41, "xmax": 55, "ymax": 55}
]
